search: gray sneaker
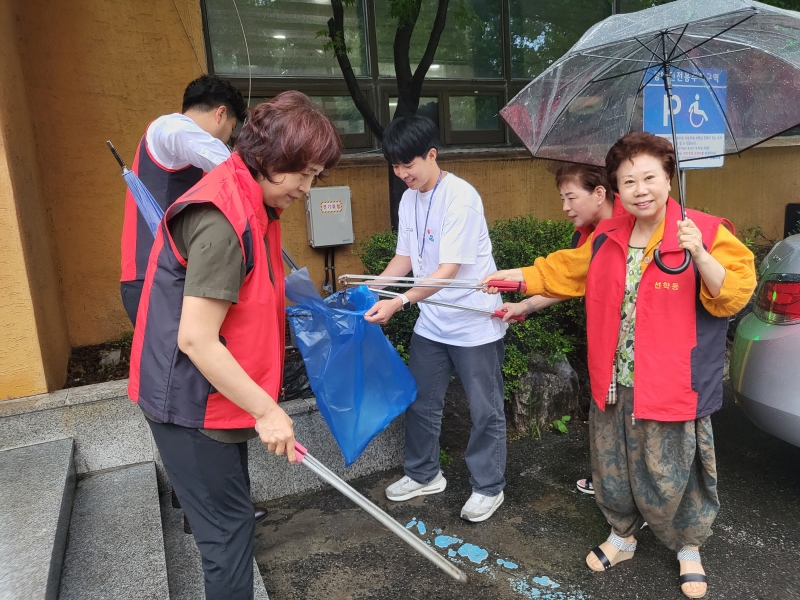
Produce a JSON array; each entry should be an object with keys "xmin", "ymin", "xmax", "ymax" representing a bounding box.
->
[
  {"xmin": 385, "ymin": 471, "xmax": 447, "ymax": 501},
  {"xmin": 460, "ymin": 491, "xmax": 504, "ymax": 522}
]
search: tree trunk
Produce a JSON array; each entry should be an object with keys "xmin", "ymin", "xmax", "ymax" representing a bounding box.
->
[{"xmin": 326, "ymin": 0, "xmax": 449, "ymax": 229}]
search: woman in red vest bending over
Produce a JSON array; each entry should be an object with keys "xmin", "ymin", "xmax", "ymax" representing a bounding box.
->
[
  {"xmin": 484, "ymin": 132, "xmax": 756, "ymax": 600},
  {"xmin": 128, "ymin": 92, "xmax": 342, "ymax": 599}
]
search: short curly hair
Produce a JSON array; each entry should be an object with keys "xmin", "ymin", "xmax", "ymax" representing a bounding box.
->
[
  {"xmin": 235, "ymin": 91, "xmax": 342, "ymax": 183},
  {"xmin": 605, "ymin": 132, "xmax": 676, "ymax": 192}
]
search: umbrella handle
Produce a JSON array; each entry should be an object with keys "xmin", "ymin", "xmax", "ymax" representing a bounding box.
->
[
  {"xmin": 106, "ymin": 140, "xmax": 127, "ymax": 171},
  {"xmin": 653, "ymin": 248, "xmax": 691, "ymax": 275}
]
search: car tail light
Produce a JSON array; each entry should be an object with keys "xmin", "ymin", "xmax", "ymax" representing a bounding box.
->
[{"xmin": 754, "ymin": 279, "xmax": 800, "ymax": 324}]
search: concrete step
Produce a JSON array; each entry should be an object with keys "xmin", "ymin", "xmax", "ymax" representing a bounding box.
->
[
  {"xmin": 159, "ymin": 492, "xmax": 269, "ymax": 599},
  {"xmin": 58, "ymin": 462, "xmax": 169, "ymax": 599},
  {"xmin": 0, "ymin": 438, "xmax": 75, "ymax": 600}
]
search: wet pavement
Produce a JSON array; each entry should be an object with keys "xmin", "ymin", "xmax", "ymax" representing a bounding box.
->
[{"xmin": 255, "ymin": 385, "xmax": 800, "ymax": 600}]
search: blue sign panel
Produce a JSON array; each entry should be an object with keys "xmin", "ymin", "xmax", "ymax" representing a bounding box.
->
[{"xmin": 643, "ymin": 68, "xmax": 727, "ymax": 168}]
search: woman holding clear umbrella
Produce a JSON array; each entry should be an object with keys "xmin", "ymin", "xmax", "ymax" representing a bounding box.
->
[{"xmin": 484, "ymin": 132, "xmax": 756, "ymax": 599}]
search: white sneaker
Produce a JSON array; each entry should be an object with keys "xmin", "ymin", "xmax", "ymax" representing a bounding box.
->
[
  {"xmin": 385, "ymin": 471, "xmax": 447, "ymax": 502},
  {"xmin": 460, "ymin": 490, "xmax": 504, "ymax": 522}
]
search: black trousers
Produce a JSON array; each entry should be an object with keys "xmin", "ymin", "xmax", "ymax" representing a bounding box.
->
[
  {"xmin": 120, "ymin": 280, "xmax": 144, "ymax": 326},
  {"xmin": 147, "ymin": 420, "xmax": 255, "ymax": 600}
]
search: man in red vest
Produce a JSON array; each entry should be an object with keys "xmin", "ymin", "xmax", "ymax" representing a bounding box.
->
[{"xmin": 119, "ymin": 75, "xmax": 247, "ymax": 325}]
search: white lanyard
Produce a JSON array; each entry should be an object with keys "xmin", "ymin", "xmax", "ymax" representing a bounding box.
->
[{"xmin": 414, "ymin": 170, "xmax": 443, "ymax": 273}]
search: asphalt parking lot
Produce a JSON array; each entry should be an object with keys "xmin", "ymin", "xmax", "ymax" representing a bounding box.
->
[{"xmin": 255, "ymin": 384, "xmax": 800, "ymax": 600}]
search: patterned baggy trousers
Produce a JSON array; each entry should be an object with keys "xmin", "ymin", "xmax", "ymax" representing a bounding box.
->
[{"xmin": 589, "ymin": 385, "xmax": 720, "ymax": 551}]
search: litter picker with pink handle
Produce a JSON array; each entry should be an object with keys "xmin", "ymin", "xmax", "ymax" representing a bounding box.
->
[{"xmin": 293, "ymin": 440, "xmax": 468, "ymax": 583}]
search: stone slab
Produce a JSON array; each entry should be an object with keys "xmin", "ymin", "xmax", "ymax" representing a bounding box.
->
[
  {"xmin": 58, "ymin": 462, "xmax": 169, "ymax": 600},
  {"xmin": 0, "ymin": 395, "xmax": 153, "ymax": 475},
  {"xmin": 0, "ymin": 381, "xmax": 129, "ymax": 419},
  {"xmin": 0, "ymin": 438, "xmax": 75, "ymax": 600},
  {"xmin": 247, "ymin": 410, "xmax": 404, "ymax": 503},
  {"xmin": 159, "ymin": 492, "xmax": 268, "ymax": 599},
  {"xmin": 3, "ymin": 380, "xmax": 405, "ymax": 505}
]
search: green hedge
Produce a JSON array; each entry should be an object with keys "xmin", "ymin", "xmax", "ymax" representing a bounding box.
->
[{"xmin": 355, "ymin": 216, "xmax": 587, "ymax": 398}]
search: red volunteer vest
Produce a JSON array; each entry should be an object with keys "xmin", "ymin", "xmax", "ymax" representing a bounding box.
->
[
  {"xmin": 586, "ymin": 198, "xmax": 731, "ymax": 421},
  {"xmin": 571, "ymin": 194, "xmax": 627, "ymax": 249},
  {"xmin": 128, "ymin": 153, "xmax": 285, "ymax": 429},
  {"xmin": 120, "ymin": 127, "xmax": 204, "ymax": 283}
]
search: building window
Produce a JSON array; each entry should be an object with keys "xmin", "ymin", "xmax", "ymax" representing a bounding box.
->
[
  {"xmin": 201, "ymin": 0, "xmax": 613, "ymax": 150},
  {"xmin": 204, "ymin": 0, "xmax": 369, "ymax": 77}
]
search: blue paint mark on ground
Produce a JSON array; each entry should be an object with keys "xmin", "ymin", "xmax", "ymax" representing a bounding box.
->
[
  {"xmin": 510, "ymin": 579, "xmax": 542, "ymax": 598},
  {"xmin": 533, "ymin": 576, "xmax": 560, "ymax": 589},
  {"xmin": 457, "ymin": 543, "xmax": 489, "ymax": 564},
  {"xmin": 413, "ymin": 520, "xmax": 584, "ymax": 599},
  {"xmin": 434, "ymin": 535, "xmax": 462, "ymax": 548}
]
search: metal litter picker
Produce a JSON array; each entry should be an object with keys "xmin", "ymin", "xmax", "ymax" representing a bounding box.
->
[
  {"xmin": 339, "ymin": 273, "xmax": 527, "ymax": 294},
  {"xmin": 373, "ymin": 289, "xmax": 525, "ymax": 322},
  {"xmin": 268, "ymin": 438, "xmax": 468, "ymax": 583}
]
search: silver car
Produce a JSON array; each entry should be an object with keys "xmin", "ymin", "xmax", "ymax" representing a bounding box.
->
[{"xmin": 730, "ymin": 234, "xmax": 800, "ymax": 447}]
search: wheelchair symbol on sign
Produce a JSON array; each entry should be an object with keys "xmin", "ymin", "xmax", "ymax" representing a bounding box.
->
[{"xmin": 688, "ymin": 94, "xmax": 709, "ymax": 128}]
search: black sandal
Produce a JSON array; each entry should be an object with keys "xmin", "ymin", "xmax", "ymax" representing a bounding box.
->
[
  {"xmin": 678, "ymin": 547, "xmax": 708, "ymax": 599},
  {"xmin": 586, "ymin": 532, "xmax": 636, "ymax": 572}
]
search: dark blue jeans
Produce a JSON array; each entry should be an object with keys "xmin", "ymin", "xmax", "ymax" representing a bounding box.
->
[{"xmin": 405, "ymin": 333, "xmax": 506, "ymax": 496}]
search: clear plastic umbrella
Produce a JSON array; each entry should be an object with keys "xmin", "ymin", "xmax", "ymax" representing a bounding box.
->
[{"xmin": 503, "ymin": 0, "xmax": 800, "ymax": 273}]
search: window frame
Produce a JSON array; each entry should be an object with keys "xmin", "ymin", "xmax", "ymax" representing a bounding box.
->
[{"xmin": 201, "ymin": 0, "xmax": 623, "ymax": 151}]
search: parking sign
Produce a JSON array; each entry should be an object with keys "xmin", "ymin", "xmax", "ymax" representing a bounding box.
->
[{"xmin": 643, "ymin": 68, "xmax": 727, "ymax": 169}]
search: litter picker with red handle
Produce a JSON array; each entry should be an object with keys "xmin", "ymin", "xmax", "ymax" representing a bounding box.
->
[
  {"xmin": 338, "ymin": 274, "xmax": 527, "ymax": 294},
  {"xmin": 373, "ymin": 289, "xmax": 525, "ymax": 322}
]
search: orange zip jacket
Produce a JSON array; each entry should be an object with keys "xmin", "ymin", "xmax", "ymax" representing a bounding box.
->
[{"xmin": 520, "ymin": 199, "xmax": 756, "ymax": 421}]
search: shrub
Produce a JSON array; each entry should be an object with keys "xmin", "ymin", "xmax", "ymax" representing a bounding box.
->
[
  {"xmin": 354, "ymin": 230, "xmax": 419, "ymax": 363},
  {"xmin": 356, "ymin": 216, "xmax": 587, "ymax": 398},
  {"xmin": 489, "ymin": 216, "xmax": 587, "ymax": 397}
]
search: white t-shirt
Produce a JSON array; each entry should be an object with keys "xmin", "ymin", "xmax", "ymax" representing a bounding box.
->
[
  {"xmin": 145, "ymin": 113, "xmax": 231, "ymax": 173},
  {"xmin": 396, "ymin": 173, "xmax": 507, "ymax": 347}
]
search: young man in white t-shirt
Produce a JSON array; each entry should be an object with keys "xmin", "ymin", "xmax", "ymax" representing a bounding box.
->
[{"xmin": 365, "ymin": 115, "xmax": 507, "ymax": 522}]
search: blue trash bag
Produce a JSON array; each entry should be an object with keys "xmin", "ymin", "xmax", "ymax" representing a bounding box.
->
[{"xmin": 285, "ymin": 268, "xmax": 417, "ymax": 466}]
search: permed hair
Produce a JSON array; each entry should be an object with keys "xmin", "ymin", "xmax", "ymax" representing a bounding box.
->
[
  {"xmin": 182, "ymin": 75, "xmax": 248, "ymax": 123},
  {"xmin": 554, "ymin": 163, "xmax": 612, "ymax": 202},
  {"xmin": 381, "ymin": 115, "xmax": 440, "ymax": 165},
  {"xmin": 605, "ymin": 131, "xmax": 676, "ymax": 192},
  {"xmin": 234, "ymin": 91, "xmax": 342, "ymax": 182}
]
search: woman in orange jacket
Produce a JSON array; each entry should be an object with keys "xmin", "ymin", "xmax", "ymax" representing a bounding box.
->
[
  {"xmin": 485, "ymin": 132, "xmax": 756, "ymax": 599},
  {"xmin": 497, "ymin": 163, "xmax": 626, "ymax": 495}
]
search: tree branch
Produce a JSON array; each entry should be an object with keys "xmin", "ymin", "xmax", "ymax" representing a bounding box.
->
[
  {"xmin": 393, "ymin": 0, "xmax": 423, "ymax": 118},
  {"xmin": 327, "ymin": 0, "xmax": 384, "ymax": 139},
  {"xmin": 411, "ymin": 0, "xmax": 449, "ymax": 97}
]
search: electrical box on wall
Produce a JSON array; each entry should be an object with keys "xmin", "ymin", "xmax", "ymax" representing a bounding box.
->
[{"xmin": 305, "ymin": 186, "xmax": 354, "ymax": 247}]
